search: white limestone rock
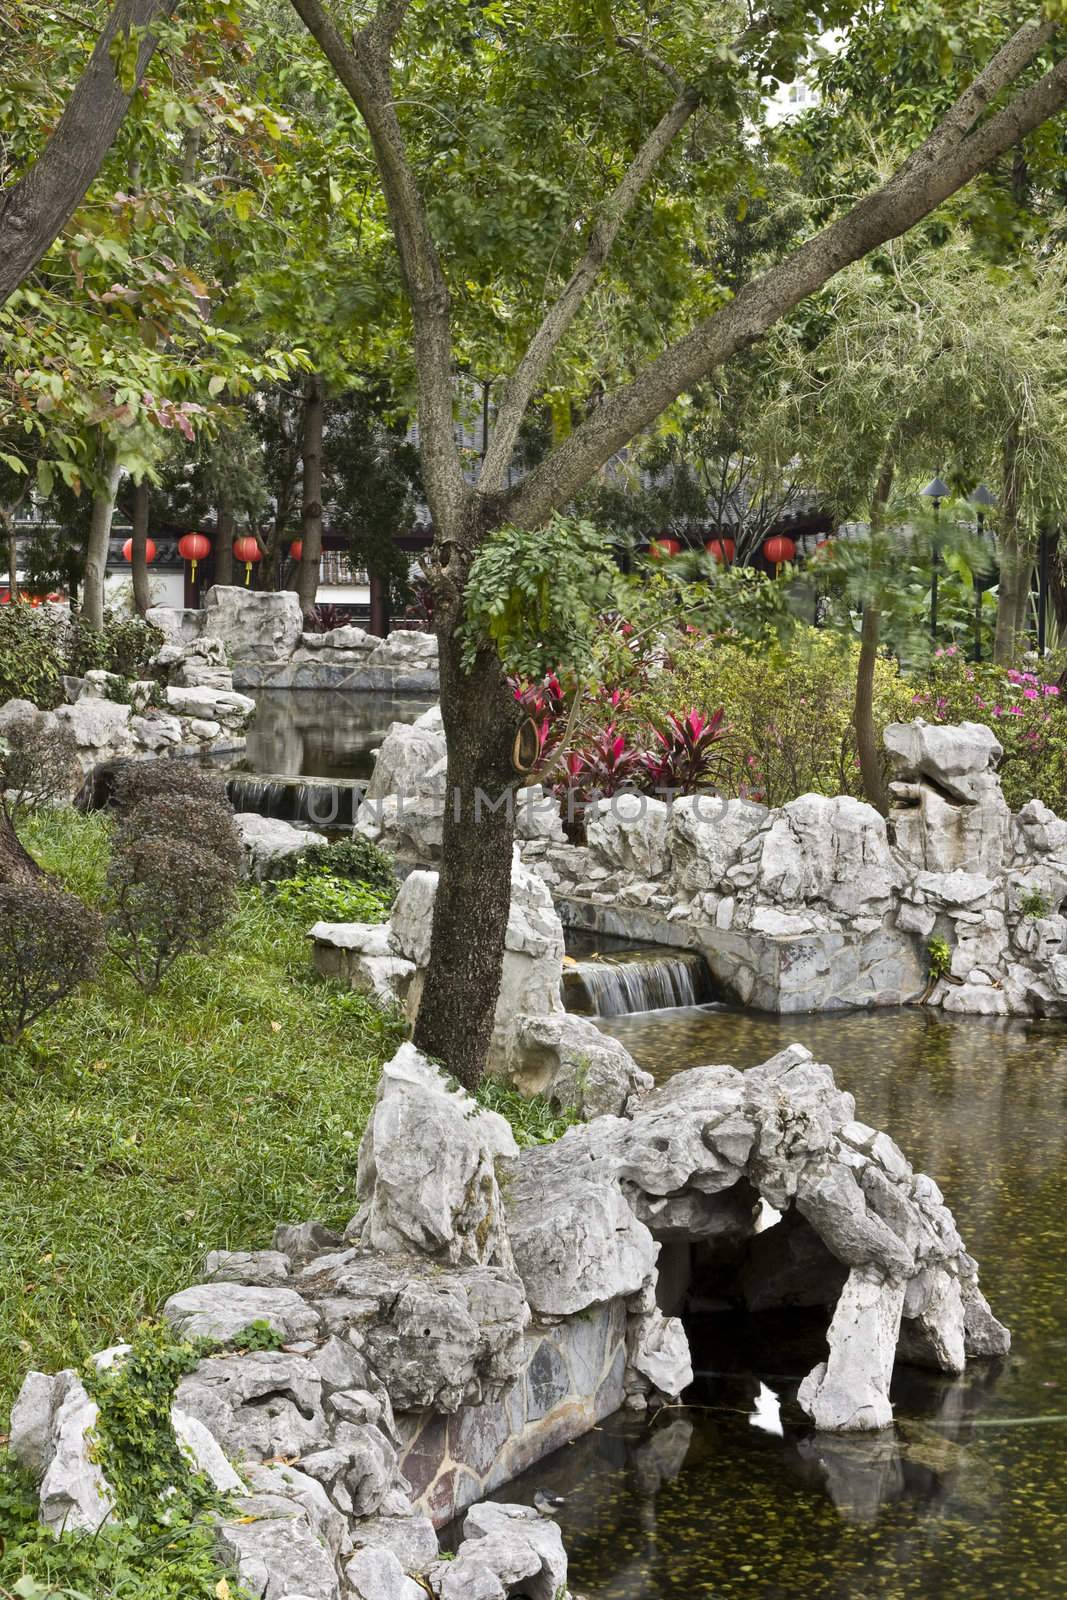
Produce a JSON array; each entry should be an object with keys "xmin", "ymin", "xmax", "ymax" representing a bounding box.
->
[
  {"xmin": 171, "ymin": 1408, "xmax": 245, "ymax": 1493},
  {"xmin": 202, "ymin": 584, "xmax": 303, "ymax": 663},
  {"xmin": 627, "ymin": 1308, "xmax": 693, "ymax": 1398},
  {"xmin": 669, "ymin": 794, "xmax": 769, "ymax": 895},
  {"xmin": 587, "ymin": 792, "xmax": 671, "ymax": 880},
  {"xmin": 797, "ymin": 1269, "xmax": 906, "ymax": 1431},
  {"xmin": 163, "ymin": 1282, "xmax": 321, "ymax": 1343},
  {"xmin": 361, "ymin": 712, "xmax": 446, "ymax": 808},
  {"xmin": 164, "ymin": 684, "xmax": 256, "ymax": 727},
  {"xmin": 507, "ymin": 1132, "xmax": 658, "ymax": 1316},
  {"xmin": 55, "ymin": 697, "xmax": 134, "ymax": 758},
  {"xmin": 38, "ymin": 1377, "xmax": 115, "ymax": 1534},
  {"xmin": 9, "ymin": 1369, "xmax": 72, "ymax": 1479},
  {"xmin": 347, "ymin": 1511, "xmax": 438, "ymax": 1571},
  {"xmin": 345, "ymin": 1547, "xmax": 424, "ymax": 1600},
  {"xmin": 215, "ymin": 1496, "xmax": 341, "ymax": 1600},
  {"xmin": 884, "ymin": 718, "xmax": 1003, "ymax": 803},
  {"xmin": 235, "ymin": 813, "xmax": 327, "ymax": 880},
  {"xmin": 354, "ymin": 1043, "xmax": 517, "ymax": 1269},
  {"xmin": 754, "ymin": 794, "xmax": 897, "ymax": 920},
  {"xmin": 430, "ymin": 1502, "xmax": 567, "ymax": 1600},
  {"xmin": 506, "ymin": 1011, "xmax": 653, "ymax": 1118}
]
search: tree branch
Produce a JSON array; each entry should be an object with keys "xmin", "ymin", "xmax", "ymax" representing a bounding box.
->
[
  {"xmin": 508, "ymin": 29, "xmax": 1067, "ymax": 530},
  {"xmin": 478, "ymin": 83, "xmax": 700, "ymax": 491},
  {"xmin": 0, "ymin": 0, "xmax": 179, "ymax": 308},
  {"xmin": 477, "ymin": 8, "xmax": 794, "ymax": 494},
  {"xmin": 288, "ymin": 0, "xmax": 467, "ymax": 531}
]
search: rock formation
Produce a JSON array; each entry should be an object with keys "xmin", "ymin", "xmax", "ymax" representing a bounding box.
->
[
  {"xmin": 11, "ymin": 1038, "xmax": 1007, "ymax": 1595},
  {"xmin": 354, "ymin": 710, "xmax": 1067, "ymax": 1018}
]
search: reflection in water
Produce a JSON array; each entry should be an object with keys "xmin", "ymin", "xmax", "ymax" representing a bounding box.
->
[
  {"xmin": 496, "ymin": 1005, "xmax": 1067, "ymax": 1597},
  {"xmin": 243, "ymin": 689, "xmax": 435, "ymax": 781}
]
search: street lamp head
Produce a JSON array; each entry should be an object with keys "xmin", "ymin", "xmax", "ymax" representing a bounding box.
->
[
  {"xmin": 921, "ymin": 476, "xmax": 951, "ymax": 502},
  {"xmin": 969, "ymin": 483, "xmax": 997, "ymax": 508}
]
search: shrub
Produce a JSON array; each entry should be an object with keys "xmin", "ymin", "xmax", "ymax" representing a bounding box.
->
[
  {"xmin": 634, "ymin": 625, "xmax": 914, "ymax": 808},
  {"xmin": 106, "ymin": 834, "xmax": 238, "ymax": 991},
  {"xmin": 124, "ymin": 792, "xmax": 243, "ymax": 875},
  {"xmin": 0, "ymin": 879, "xmax": 104, "ymax": 1041},
  {"xmin": 269, "ymin": 870, "xmax": 392, "ymax": 924},
  {"xmin": 287, "ymin": 836, "xmax": 398, "ymax": 901},
  {"xmin": 110, "ymin": 757, "xmax": 230, "ymax": 814},
  {"xmin": 0, "ymin": 707, "xmax": 80, "ymax": 827},
  {"xmin": 0, "ymin": 604, "xmax": 66, "ymax": 707},
  {"xmin": 68, "ymin": 613, "xmax": 164, "ymax": 681},
  {"xmin": 909, "ymin": 648, "xmax": 1067, "ymax": 811}
]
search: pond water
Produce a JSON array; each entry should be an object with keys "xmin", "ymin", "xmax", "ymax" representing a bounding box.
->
[
  {"xmin": 242, "ymin": 689, "xmax": 435, "ymax": 781},
  {"xmin": 502, "ymin": 1003, "xmax": 1067, "ymax": 1598}
]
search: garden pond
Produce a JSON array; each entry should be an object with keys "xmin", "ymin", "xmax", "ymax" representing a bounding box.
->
[{"xmin": 498, "ymin": 1000, "xmax": 1067, "ymax": 1599}]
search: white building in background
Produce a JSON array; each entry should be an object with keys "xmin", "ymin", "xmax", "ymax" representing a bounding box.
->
[{"xmin": 762, "ymin": 31, "xmax": 843, "ymax": 128}]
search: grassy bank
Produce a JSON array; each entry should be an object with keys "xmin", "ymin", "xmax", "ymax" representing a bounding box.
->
[{"xmin": 0, "ymin": 810, "xmax": 402, "ymax": 1422}]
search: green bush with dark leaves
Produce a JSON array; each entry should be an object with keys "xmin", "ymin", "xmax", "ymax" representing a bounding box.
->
[
  {"xmin": 0, "ymin": 878, "xmax": 104, "ymax": 1042},
  {"xmin": 276, "ymin": 835, "xmax": 398, "ymax": 901},
  {"xmin": 69, "ymin": 613, "xmax": 164, "ymax": 681},
  {"xmin": 106, "ymin": 831, "xmax": 239, "ymax": 992},
  {"xmin": 0, "ymin": 704, "xmax": 80, "ymax": 826},
  {"xmin": 0, "ymin": 604, "xmax": 66, "ymax": 707}
]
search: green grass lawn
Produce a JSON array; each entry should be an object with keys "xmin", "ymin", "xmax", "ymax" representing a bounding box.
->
[{"xmin": 0, "ymin": 810, "xmax": 403, "ymax": 1424}]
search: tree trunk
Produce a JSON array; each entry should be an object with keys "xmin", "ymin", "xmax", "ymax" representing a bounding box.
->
[
  {"xmin": 130, "ymin": 478, "xmax": 151, "ymax": 617},
  {"xmin": 412, "ymin": 627, "xmax": 519, "ymax": 1092},
  {"xmin": 854, "ymin": 603, "xmax": 886, "ymax": 815},
  {"xmin": 82, "ymin": 454, "xmax": 122, "ymax": 631},
  {"xmin": 0, "ymin": 0, "xmax": 178, "ymax": 307},
  {"xmin": 2, "ymin": 511, "xmax": 18, "ymax": 600},
  {"xmin": 296, "ymin": 374, "xmax": 325, "ymax": 614},
  {"xmin": 994, "ymin": 417, "xmax": 1027, "ymax": 665},
  {"xmin": 0, "ymin": 812, "xmax": 45, "ymax": 884},
  {"xmin": 853, "ymin": 456, "xmax": 892, "ymax": 814},
  {"xmin": 215, "ymin": 497, "xmax": 234, "ymax": 587}
]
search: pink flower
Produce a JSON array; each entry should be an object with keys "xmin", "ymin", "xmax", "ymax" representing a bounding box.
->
[
  {"xmin": 1024, "ymin": 688, "xmax": 1039, "ymax": 700},
  {"xmin": 1044, "ymin": 684, "xmax": 1060, "ymax": 697}
]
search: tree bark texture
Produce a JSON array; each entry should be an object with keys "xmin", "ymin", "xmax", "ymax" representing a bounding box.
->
[
  {"xmin": 130, "ymin": 478, "xmax": 152, "ymax": 617},
  {"xmin": 853, "ymin": 457, "xmax": 894, "ymax": 815},
  {"xmin": 296, "ymin": 374, "xmax": 325, "ymax": 613},
  {"xmin": 0, "ymin": 0, "xmax": 179, "ymax": 307},
  {"xmin": 854, "ymin": 604, "xmax": 886, "ymax": 816},
  {"xmin": 994, "ymin": 417, "xmax": 1027, "ymax": 664},
  {"xmin": 82, "ymin": 454, "xmax": 123, "ymax": 631},
  {"xmin": 0, "ymin": 813, "xmax": 46, "ymax": 884},
  {"xmin": 411, "ymin": 625, "xmax": 519, "ymax": 1091},
  {"xmin": 214, "ymin": 497, "xmax": 234, "ymax": 587}
]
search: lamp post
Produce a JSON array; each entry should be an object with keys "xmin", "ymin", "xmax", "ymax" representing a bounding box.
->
[
  {"xmin": 969, "ymin": 483, "xmax": 997, "ymax": 662},
  {"xmin": 920, "ymin": 477, "xmax": 950, "ymax": 644}
]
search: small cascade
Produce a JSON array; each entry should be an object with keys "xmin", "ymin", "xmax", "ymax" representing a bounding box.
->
[
  {"xmin": 225, "ymin": 773, "xmax": 362, "ymax": 828},
  {"xmin": 564, "ymin": 946, "xmax": 713, "ymax": 1017}
]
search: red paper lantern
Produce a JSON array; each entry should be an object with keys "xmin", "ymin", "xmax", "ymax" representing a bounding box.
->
[
  {"xmin": 177, "ymin": 532, "xmax": 211, "ymax": 580},
  {"xmin": 122, "ymin": 537, "xmax": 157, "ymax": 563},
  {"xmin": 233, "ymin": 536, "xmax": 262, "ymax": 585},
  {"xmin": 290, "ymin": 540, "xmax": 303, "ymax": 562},
  {"xmin": 763, "ymin": 535, "xmax": 796, "ymax": 568},
  {"xmin": 649, "ymin": 538, "xmax": 682, "ymax": 560},
  {"xmin": 705, "ymin": 538, "xmax": 735, "ymax": 565}
]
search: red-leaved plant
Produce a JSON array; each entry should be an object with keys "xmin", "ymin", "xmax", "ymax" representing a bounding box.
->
[{"xmin": 642, "ymin": 707, "xmax": 729, "ymax": 793}]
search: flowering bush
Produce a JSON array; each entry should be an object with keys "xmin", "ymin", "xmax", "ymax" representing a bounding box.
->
[{"xmin": 910, "ymin": 647, "xmax": 1067, "ymax": 810}]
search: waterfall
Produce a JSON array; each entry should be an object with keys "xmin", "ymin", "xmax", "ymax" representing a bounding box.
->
[
  {"xmin": 225, "ymin": 774, "xmax": 361, "ymax": 828},
  {"xmin": 564, "ymin": 948, "xmax": 712, "ymax": 1017}
]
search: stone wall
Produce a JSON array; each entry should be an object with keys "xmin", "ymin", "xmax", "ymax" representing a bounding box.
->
[
  {"xmin": 355, "ymin": 710, "xmax": 1067, "ymax": 1019},
  {"xmin": 148, "ymin": 589, "xmax": 439, "ymax": 693}
]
